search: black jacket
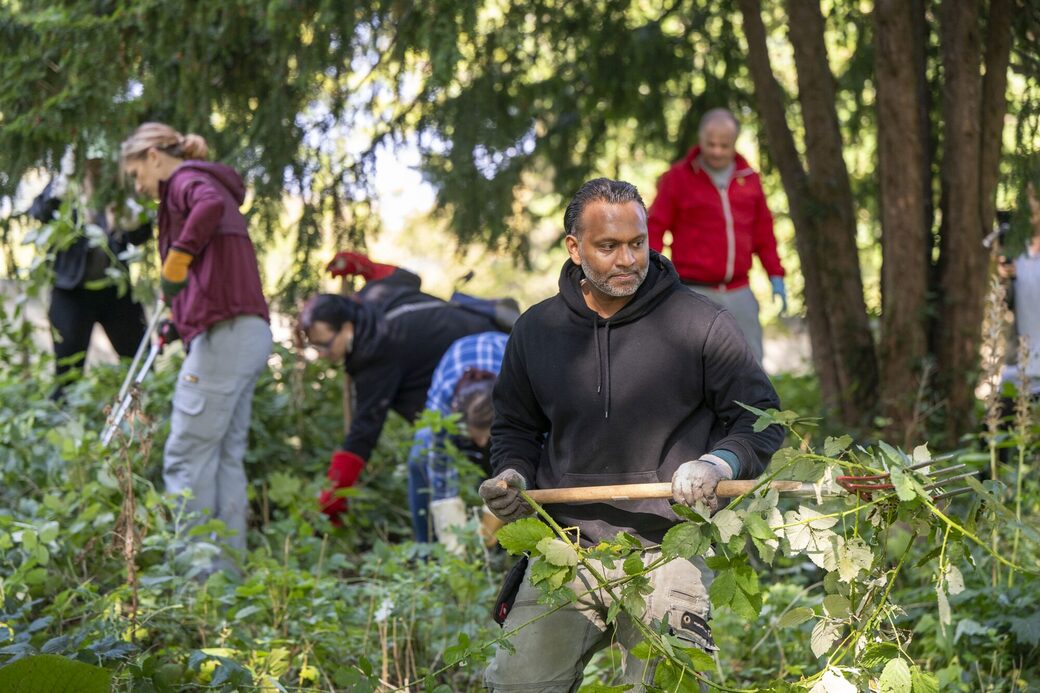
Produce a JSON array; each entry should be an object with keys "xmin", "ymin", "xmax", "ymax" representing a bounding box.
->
[
  {"xmin": 490, "ymin": 251, "xmax": 783, "ymax": 545},
  {"xmin": 29, "ymin": 180, "xmax": 151, "ymax": 290},
  {"xmin": 342, "ymin": 298, "xmax": 500, "ymax": 460}
]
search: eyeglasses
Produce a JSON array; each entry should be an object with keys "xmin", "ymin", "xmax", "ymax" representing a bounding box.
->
[{"xmin": 309, "ymin": 335, "xmax": 335, "ymax": 350}]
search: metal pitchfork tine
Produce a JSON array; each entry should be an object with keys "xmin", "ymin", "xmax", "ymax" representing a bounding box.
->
[{"xmin": 836, "ymin": 459, "xmax": 978, "ymax": 501}]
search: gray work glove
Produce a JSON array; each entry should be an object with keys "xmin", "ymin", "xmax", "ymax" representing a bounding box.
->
[
  {"xmin": 478, "ymin": 469, "xmax": 532, "ymax": 523},
  {"xmin": 671, "ymin": 455, "xmax": 735, "ymax": 513}
]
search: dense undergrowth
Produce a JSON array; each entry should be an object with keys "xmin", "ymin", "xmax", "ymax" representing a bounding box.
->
[{"xmin": 0, "ymin": 298, "xmax": 1038, "ymax": 692}]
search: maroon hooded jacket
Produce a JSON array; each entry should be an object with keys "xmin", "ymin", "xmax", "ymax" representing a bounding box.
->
[{"xmin": 157, "ymin": 162, "xmax": 269, "ymax": 345}]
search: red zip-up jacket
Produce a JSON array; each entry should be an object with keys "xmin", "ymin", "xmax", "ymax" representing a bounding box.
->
[
  {"xmin": 648, "ymin": 146, "xmax": 784, "ymax": 291},
  {"xmin": 158, "ymin": 162, "xmax": 270, "ymax": 345}
]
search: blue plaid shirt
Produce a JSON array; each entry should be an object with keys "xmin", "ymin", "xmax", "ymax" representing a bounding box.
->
[{"xmin": 408, "ymin": 331, "xmax": 508, "ymax": 499}]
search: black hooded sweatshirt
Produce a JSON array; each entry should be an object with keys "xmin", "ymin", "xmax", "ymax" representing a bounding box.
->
[
  {"xmin": 490, "ymin": 251, "xmax": 783, "ymax": 546},
  {"xmin": 342, "ymin": 299, "xmax": 499, "ymax": 460}
]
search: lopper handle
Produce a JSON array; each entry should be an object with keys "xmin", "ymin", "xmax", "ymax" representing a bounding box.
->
[{"xmin": 497, "ymin": 479, "xmax": 811, "ymax": 505}]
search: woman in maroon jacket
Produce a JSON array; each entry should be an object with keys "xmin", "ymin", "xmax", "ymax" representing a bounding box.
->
[{"xmin": 120, "ymin": 122, "xmax": 271, "ymax": 574}]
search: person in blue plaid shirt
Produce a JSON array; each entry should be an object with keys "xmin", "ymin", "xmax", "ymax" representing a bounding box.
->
[{"xmin": 408, "ymin": 331, "xmax": 508, "ymax": 547}]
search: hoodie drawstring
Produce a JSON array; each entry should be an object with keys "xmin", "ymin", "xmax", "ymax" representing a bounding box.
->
[
  {"xmin": 604, "ymin": 322, "xmax": 611, "ymax": 419},
  {"xmin": 593, "ymin": 319, "xmax": 611, "ymax": 419}
]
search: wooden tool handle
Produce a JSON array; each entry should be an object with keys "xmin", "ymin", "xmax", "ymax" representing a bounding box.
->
[{"xmin": 507, "ymin": 480, "xmax": 810, "ymax": 505}]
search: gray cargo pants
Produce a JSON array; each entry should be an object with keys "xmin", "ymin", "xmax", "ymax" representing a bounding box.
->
[
  {"xmin": 163, "ymin": 315, "xmax": 272, "ymax": 568},
  {"xmin": 485, "ymin": 550, "xmax": 716, "ymax": 692},
  {"xmin": 686, "ymin": 285, "xmax": 763, "ymax": 364}
]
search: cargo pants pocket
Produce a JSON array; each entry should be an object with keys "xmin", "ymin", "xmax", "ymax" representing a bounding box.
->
[{"xmin": 666, "ymin": 590, "xmax": 719, "ymax": 652}]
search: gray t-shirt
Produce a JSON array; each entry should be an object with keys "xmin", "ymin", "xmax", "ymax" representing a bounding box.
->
[{"xmin": 701, "ymin": 159, "xmax": 735, "ymax": 190}]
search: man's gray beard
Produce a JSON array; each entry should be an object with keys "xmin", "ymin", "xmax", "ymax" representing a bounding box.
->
[{"xmin": 580, "ymin": 258, "xmax": 647, "ymax": 297}]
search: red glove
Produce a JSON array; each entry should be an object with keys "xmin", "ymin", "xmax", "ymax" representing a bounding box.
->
[
  {"xmin": 319, "ymin": 450, "xmax": 366, "ymax": 523},
  {"xmin": 326, "ymin": 251, "xmax": 397, "ymax": 281}
]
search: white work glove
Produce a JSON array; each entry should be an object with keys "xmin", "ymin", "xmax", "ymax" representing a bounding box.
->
[
  {"xmin": 478, "ymin": 469, "xmax": 532, "ymax": 523},
  {"xmin": 671, "ymin": 455, "xmax": 735, "ymax": 513}
]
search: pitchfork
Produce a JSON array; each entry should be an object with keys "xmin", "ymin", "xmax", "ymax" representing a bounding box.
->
[{"xmin": 500, "ymin": 459, "xmax": 975, "ymax": 506}]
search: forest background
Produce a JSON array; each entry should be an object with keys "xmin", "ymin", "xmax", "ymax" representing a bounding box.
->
[{"xmin": 1, "ymin": 1, "xmax": 1040, "ymax": 691}]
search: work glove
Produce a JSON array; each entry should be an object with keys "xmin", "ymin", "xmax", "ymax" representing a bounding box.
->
[
  {"xmin": 769, "ymin": 276, "xmax": 787, "ymax": 315},
  {"xmin": 318, "ymin": 450, "xmax": 366, "ymax": 524},
  {"xmin": 478, "ymin": 469, "xmax": 531, "ymax": 523},
  {"xmin": 326, "ymin": 251, "xmax": 397, "ymax": 281},
  {"xmin": 671, "ymin": 455, "xmax": 735, "ymax": 513},
  {"xmin": 160, "ymin": 247, "xmax": 193, "ymax": 300},
  {"xmin": 158, "ymin": 319, "xmax": 180, "ymax": 345}
]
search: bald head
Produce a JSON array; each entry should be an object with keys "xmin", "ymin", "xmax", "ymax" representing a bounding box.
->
[{"xmin": 698, "ymin": 108, "xmax": 739, "ymax": 171}]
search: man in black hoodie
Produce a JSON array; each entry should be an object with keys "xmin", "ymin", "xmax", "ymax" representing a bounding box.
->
[{"xmin": 480, "ymin": 178, "xmax": 783, "ymax": 691}]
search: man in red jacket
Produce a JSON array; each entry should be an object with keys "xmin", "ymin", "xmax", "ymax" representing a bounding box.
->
[{"xmin": 648, "ymin": 108, "xmax": 785, "ymax": 364}]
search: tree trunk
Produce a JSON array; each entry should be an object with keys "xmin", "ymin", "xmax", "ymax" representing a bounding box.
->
[
  {"xmin": 737, "ymin": 0, "xmax": 841, "ymax": 416},
  {"xmin": 935, "ymin": 0, "xmax": 986, "ymax": 440},
  {"xmin": 979, "ymin": 0, "xmax": 1013, "ymax": 237},
  {"xmin": 786, "ymin": 0, "xmax": 879, "ymax": 427},
  {"xmin": 875, "ymin": 0, "xmax": 931, "ymax": 445},
  {"xmin": 738, "ymin": 0, "xmax": 878, "ymax": 428}
]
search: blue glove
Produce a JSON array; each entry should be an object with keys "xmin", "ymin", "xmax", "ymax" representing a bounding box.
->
[{"xmin": 770, "ymin": 276, "xmax": 787, "ymax": 314}]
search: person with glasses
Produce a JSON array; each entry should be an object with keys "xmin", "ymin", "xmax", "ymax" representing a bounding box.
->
[{"xmin": 298, "ymin": 289, "xmax": 501, "ymax": 525}]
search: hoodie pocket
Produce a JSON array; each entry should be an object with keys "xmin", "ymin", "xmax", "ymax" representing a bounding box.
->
[{"xmin": 557, "ymin": 470, "xmax": 663, "ymax": 488}]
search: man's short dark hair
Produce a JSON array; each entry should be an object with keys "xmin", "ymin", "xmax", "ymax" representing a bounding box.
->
[{"xmin": 564, "ymin": 178, "xmax": 647, "ymax": 238}]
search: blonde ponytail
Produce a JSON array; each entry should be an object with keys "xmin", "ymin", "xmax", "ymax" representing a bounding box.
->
[{"xmin": 120, "ymin": 122, "xmax": 210, "ymax": 165}]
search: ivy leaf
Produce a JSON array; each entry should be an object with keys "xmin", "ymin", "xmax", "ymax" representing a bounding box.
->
[
  {"xmin": 837, "ymin": 538, "xmax": 874, "ymax": 582},
  {"xmin": 536, "ymin": 537, "xmax": 578, "ymax": 567},
  {"xmin": 824, "ymin": 435, "xmax": 853, "ymax": 457},
  {"xmin": 496, "ymin": 518, "xmax": 553, "ymax": 555},
  {"xmin": 810, "ymin": 620, "xmax": 843, "ymax": 658},
  {"xmin": 879, "ymin": 658, "xmax": 912, "ymax": 693},
  {"xmin": 661, "ymin": 521, "xmax": 711, "ymax": 559},
  {"xmin": 711, "ymin": 508, "xmax": 744, "ymax": 543},
  {"xmin": 777, "ymin": 607, "xmax": 815, "ymax": 628}
]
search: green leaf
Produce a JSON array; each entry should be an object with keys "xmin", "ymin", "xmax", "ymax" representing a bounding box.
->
[
  {"xmin": 623, "ymin": 553, "xmax": 644, "ymax": 576},
  {"xmin": 777, "ymin": 607, "xmax": 814, "ymax": 628},
  {"xmin": 888, "ymin": 467, "xmax": 918, "ymax": 502},
  {"xmin": 0, "ymin": 655, "xmax": 110, "ymax": 693},
  {"xmin": 824, "ymin": 435, "xmax": 853, "ymax": 457},
  {"xmin": 879, "ymin": 658, "xmax": 912, "ymax": 693},
  {"xmin": 496, "ymin": 518, "xmax": 553, "ymax": 555},
  {"xmin": 911, "ymin": 445, "xmax": 931, "ymax": 464},
  {"xmin": 38, "ymin": 522, "xmax": 59, "ymax": 544},
  {"xmin": 711, "ymin": 508, "xmax": 744, "ymax": 543},
  {"xmin": 822, "ymin": 595, "xmax": 851, "ymax": 619},
  {"xmin": 708, "ymin": 572, "xmax": 736, "ymax": 608},
  {"xmin": 744, "ymin": 512, "xmax": 775, "ymax": 543},
  {"xmin": 837, "ymin": 538, "xmax": 873, "ymax": 582},
  {"xmin": 859, "ymin": 642, "xmax": 900, "ymax": 667},
  {"xmin": 910, "ymin": 666, "xmax": 940, "ymax": 693},
  {"xmin": 661, "ymin": 522, "xmax": 711, "ymax": 559},
  {"xmin": 1009, "ymin": 613, "xmax": 1040, "ymax": 646},
  {"xmin": 943, "ymin": 564, "xmax": 964, "ymax": 595},
  {"xmin": 810, "ymin": 620, "xmax": 842, "ymax": 658},
  {"xmin": 536, "ymin": 537, "xmax": 578, "ymax": 567}
]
